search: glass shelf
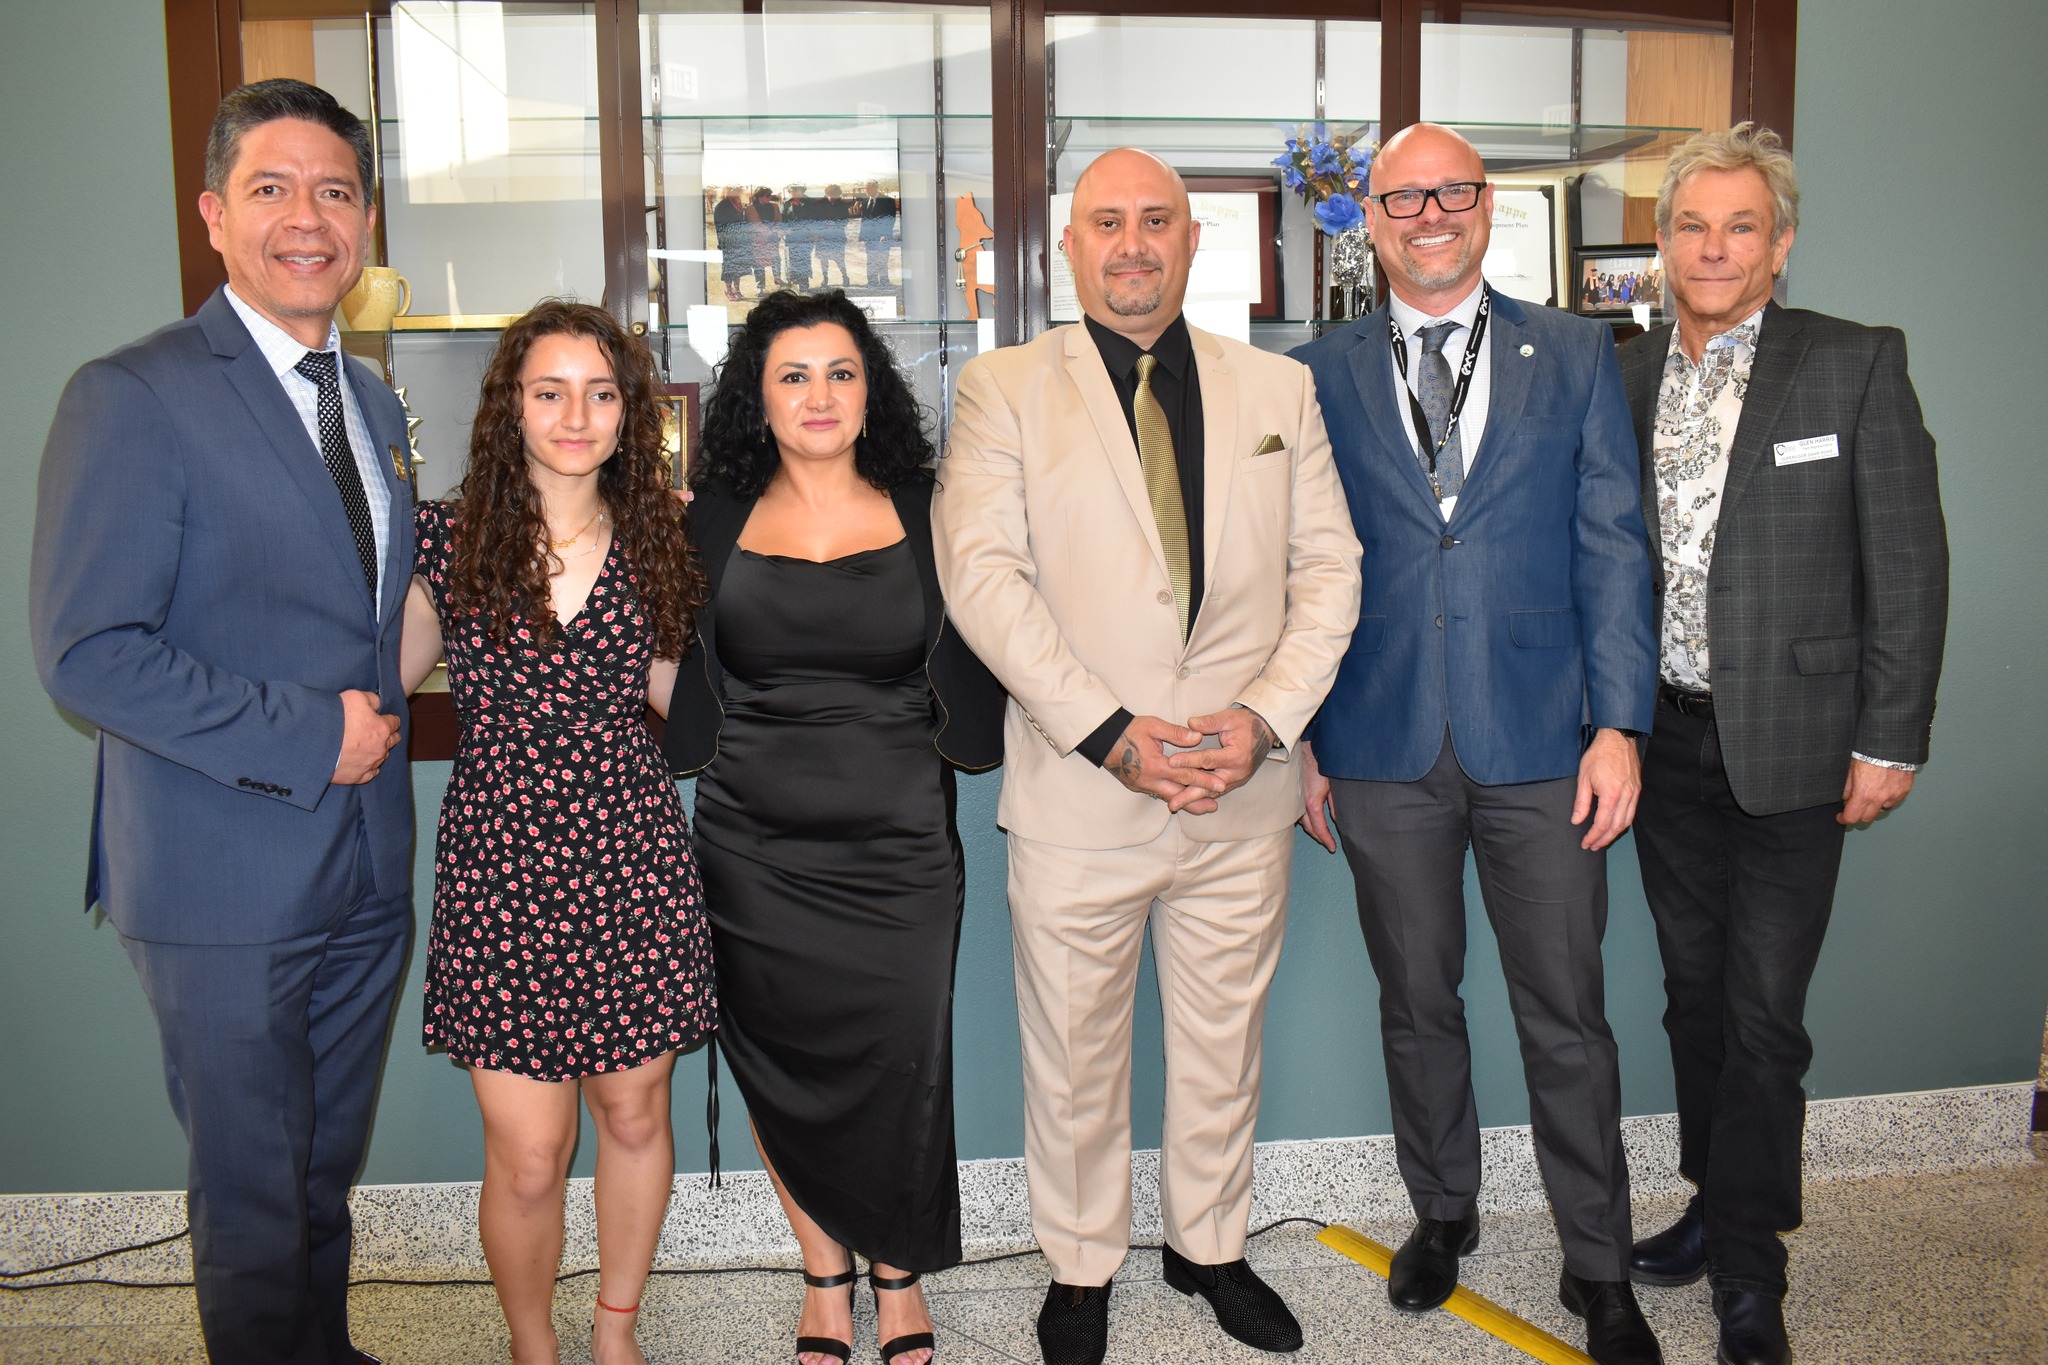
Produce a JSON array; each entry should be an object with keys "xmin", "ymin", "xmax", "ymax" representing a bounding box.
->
[
  {"xmin": 373, "ymin": 113, "xmax": 995, "ymax": 126},
  {"xmin": 1052, "ymin": 115, "xmax": 1378, "ymax": 126},
  {"xmin": 645, "ymin": 112, "xmax": 991, "ymax": 124},
  {"xmin": 660, "ymin": 318, "xmax": 966, "ymax": 332}
]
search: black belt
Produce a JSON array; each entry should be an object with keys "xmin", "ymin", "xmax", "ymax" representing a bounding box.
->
[{"xmin": 1658, "ymin": 682, "xmax": 1715, "ymax": 718}]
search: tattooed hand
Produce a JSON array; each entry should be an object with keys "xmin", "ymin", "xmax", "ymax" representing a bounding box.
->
[
  {"xmin": 1102, "ymin": 715, "xmax": 1223, "ymax": 814},
  {"xmin": 1170, "ymin": 706, "xmax": 1278, "ymax": 800}
]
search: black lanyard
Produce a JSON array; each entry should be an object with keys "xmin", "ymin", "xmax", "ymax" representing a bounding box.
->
[{"xmin": 1389, "ymin": 285, "xmax": 1490, "ymax": 500}]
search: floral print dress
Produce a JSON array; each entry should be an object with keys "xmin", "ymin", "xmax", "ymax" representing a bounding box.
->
[{"xmin": 414, "ymin": 500, "xmax": 714, "ymax": 1080}]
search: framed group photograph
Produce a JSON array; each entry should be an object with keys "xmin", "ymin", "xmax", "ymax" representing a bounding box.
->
[
  {"xmin": 701, "ymin": 128, "xmax": 904, "ymax": 321},
  {"xmin": 1573, "ymin": 245, "xmax": 1665, "ymax": 318}
]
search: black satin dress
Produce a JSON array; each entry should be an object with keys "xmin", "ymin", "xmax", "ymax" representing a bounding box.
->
[{"xmin": 691, "ymin": 538, "xmax": 963, "ymax": 1271}]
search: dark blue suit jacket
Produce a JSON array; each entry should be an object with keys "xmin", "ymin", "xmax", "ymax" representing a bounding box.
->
[
  {"xmin": 1291, "ymin": 290, "xmax": 1655, "ymax": 785},
  {"xmin": 31, "ymin": 288, "xmax": 415, "ymax": 944}
]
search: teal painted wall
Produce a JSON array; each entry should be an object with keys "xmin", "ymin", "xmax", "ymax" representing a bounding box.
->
[{"xmin": 4, "ymin": 0, "xmax": 2043, "ymax": 1195}]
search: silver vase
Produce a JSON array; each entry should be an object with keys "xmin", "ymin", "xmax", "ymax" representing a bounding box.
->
[{"xmin": 1328, "ymin": 225, "xmax": 1375, "ymax": 320}]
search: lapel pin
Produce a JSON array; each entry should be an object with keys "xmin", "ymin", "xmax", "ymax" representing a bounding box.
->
[{"xmin": 1519, "ymin": 343, "xmax": 1535, "ymax": 357}]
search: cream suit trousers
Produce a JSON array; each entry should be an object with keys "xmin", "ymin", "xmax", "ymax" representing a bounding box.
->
[{"xmin": 1007, "ymin": 820, "xmax": 1294, "ymax": 1287}]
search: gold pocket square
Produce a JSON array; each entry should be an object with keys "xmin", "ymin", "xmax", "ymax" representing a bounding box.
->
[{"xmin": 1251, "ymin": 434, "xmax": 1287, "ymax": 456}]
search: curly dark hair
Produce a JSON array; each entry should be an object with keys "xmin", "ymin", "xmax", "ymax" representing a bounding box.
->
[
  {"xmin": 443, "ymin": 300, "xmax": 706, "ymax": 657},
  {"xmin": 692, "ymin": 289, "xmax": 935, "ymax": 495}
]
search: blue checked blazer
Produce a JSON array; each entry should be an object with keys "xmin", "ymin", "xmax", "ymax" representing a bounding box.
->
[{"xmin": 1292, "ymin": 290, "xmax": 1657, "ymax": 784}]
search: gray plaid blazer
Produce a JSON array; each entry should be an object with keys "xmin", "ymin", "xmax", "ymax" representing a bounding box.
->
[{"xmin": 1620, "ymin": 302, "xmax": 1948, "ymax": 816}]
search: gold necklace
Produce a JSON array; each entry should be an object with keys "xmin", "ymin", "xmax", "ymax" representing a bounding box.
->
[{"xmin": 548, "ymin": 508, "xmax": 604, "ymax": 550}]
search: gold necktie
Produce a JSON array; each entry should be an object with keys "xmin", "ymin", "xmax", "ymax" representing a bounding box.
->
[{"xmin": 1134, "ymin": 353, "xmax": 1191, "ymax": 641}]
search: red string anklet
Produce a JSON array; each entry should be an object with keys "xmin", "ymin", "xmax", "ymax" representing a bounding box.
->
[{"xmin": 595, "ymin": 1295, "xmax": 640, "ymax": 1315}]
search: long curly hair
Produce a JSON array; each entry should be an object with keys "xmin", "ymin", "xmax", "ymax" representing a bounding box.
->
[
  {"xmin": 692, "ymin": 289, "xmax": 935, "ymax": 495},
  {"xmin": 443, "ymin": 300, "xmax": 706, "ymax": 657}
]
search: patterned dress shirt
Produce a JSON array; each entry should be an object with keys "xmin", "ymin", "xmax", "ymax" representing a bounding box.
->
[{"xmin": 1652, "ymin": 306, "xmax": 1761, "ymax": 690}]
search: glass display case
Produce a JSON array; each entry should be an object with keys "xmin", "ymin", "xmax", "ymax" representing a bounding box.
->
[
  {"xmin": 223, "ymin": 0, "xmax": 997, "ymax": 500},
  {"xmin": 171, "ymin": 0, "xmax": 1794, "ymax": 458},
  {"xmin": 636, "ymin": 1, "xmax": 995, "ymax": 437}
]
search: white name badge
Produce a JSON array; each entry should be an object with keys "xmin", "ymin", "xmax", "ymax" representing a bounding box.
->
[{"xmin": 1774, "ymin": 434, "xmax": 1840, "ymax": 466}]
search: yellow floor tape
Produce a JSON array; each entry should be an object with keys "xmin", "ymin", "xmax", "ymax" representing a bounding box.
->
[{"xmin": 1316, "ymin": 1224, "xmax": 1597, "ymax": 1365}]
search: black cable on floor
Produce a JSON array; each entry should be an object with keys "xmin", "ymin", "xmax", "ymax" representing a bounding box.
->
[
  {"xmin": 0, "ymin": 1230, "xmax": 193, "ymax": 1282},
  {"xmin": 0, "ymin": 1215, "xmax": 1333, "ymax": 1293}
]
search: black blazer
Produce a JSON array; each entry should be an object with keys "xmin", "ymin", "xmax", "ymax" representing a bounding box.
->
[
  {"xmin": 1621, "ymin": 301, "xmax": 1948, "ymax": 816},
  {"xmin": 663, "ymin": 473, "xmax": 1006, "ymax": 776}
]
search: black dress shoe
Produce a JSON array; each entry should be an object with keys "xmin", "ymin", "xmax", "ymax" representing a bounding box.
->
[
  {"xmin": 1714, "ymin": 1288, "xmax": 1790, "ymax": 1365},
  {"xmin": 1387, "ymin": 1211, "xmax": 1480, "ymax": 1311},
  {"xmin": 1036, "ymin": 1280, "xmax": 1110, "ymax": 1365},
  {"xmin": 1630, "ymin": 1193, "xmax": 1707, "ymax": 1287},
  {"xmin": 1559, "ymin": 1269, "xmax": 1663, "ymax": 1365},
  {"xmin": 1160, "ymin": 1243, "xmax": 1303, "ymax": 1353}
]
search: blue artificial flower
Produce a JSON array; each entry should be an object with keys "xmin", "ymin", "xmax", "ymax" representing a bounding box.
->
[
  {"xmin": 1311, "ymin": 140, "xmax": 1343, "ymax": 176},
  {"xmin": 1283, "ymin": 168, "xmax": 1306, "ymax": 193},
  {"xmin": 1314, "ymin": 193, "xmax": 1366, "ymax": 234}
]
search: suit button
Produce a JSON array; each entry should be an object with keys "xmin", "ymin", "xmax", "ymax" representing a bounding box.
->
[
  {"xmin": 1435, "ymin": 614, "xmax": 1444, "ymax": 628},
  {"xmin": 1440, "ymin": 535, "xmax": 1456, "ymax": 548},
  {"xmin": 1177, "ymin": 667, "xmax": 1192, "ymax": 679},
  {"xmin": 1157, "ymin": 590, "xmax": 1173, "ymax": 605}
]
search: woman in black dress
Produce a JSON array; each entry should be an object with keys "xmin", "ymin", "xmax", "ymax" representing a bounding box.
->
[
  {"xmin": 401, "ymin": 301, "xmax": 715, "ymax": 1365},
  {"xmin": 665, "ymin": 290, "xmax": 1002, "ymax": 1365}
]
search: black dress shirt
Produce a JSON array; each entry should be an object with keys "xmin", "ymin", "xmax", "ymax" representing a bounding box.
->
[{"xmin": 1075, "ymin": 313, "xmax": 1206, "ymax": 766}]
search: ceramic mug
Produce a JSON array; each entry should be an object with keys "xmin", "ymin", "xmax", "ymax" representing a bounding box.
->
[{"xmin": 340, "ymin": 267, "xmax": 412, "ymax": 332}]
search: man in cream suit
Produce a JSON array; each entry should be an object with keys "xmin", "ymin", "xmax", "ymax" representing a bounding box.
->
[{"xmin": 934, "ymin": 148, "xmax": 1360, "ymax": 1365}]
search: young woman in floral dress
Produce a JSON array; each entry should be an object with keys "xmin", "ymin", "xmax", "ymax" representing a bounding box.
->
[{"xmin": 401, "ymin": 300, "xmax": 715, "ymax": 1365}]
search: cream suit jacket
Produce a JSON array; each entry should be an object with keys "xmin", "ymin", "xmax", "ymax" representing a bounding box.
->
[{"xmin": 934, "ymin": 321, "xmax": 1361, "ymax": 850}]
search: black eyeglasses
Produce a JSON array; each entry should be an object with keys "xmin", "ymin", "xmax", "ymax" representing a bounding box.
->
[{"xmin": 1371, "ymin": 181, "xmax": 1486, "ymax": 219}]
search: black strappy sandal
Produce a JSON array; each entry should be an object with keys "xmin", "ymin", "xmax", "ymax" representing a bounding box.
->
[
  {"xmin": 795, "ymin": 1264, "xmax": 857, "ymax": 1364},
  {"xmin": 869, "ymin": 1269, "xmax": 936, "ymax": 1365}
]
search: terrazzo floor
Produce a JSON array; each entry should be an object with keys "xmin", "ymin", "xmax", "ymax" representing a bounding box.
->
[{"xmin": 4, "ymin": 1152, "xmax": 2042, "ymax": 1364}]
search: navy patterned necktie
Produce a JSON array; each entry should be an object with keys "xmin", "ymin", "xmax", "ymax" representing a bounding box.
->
[
  {"xmin": 294, "ymin": 349, "xmax": 379, "ymax": 594},
  {"xmin": 1416, "ymin": 321, "xmax": 1466, "ymax": 500}
]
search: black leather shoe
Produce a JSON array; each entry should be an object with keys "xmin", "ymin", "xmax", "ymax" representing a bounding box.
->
[
  {"xmin": 1387, "ymin": 1211, "xmax": 1480, "ymax": 1311},
  {"xmin": 1160, "ymin": 1243, "xmax": 1303, "ymax": 1353},
  {"xmin": 1630, "ymin": 1194, "xmax": 1707, "ymax": 1287},
  {"xmin": 1714, "ymin": 1288, "xmax": 1790, "ymax": 1365},
  {"xmin": 1036, "ymin": 1280, "xmax": 1110, "ymax": 1365},
  {"xmin": 1560, "ymin": 1269, "xmax": 1663, "ymax": 1365}
]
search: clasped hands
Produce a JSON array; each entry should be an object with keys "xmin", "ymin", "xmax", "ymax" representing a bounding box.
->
[
  {"xmin": 332, "ymin": 688, "xmax": 401, "ymax": 786},
  {"xmin": 1102, "ymin": 707, "xmax": 1276, "ymax": 815}
]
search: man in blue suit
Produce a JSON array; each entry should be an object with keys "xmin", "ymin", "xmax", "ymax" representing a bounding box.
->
[
  {"xmin": 1291, "ymin": 124, "xmax": 1660, "ymax": 1365},
  {"xmin": 30, "ymin": 80, "xmax": 412, "ymax": 1364}
]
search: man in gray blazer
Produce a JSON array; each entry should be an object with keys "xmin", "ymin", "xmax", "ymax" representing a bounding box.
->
[
  {"xmin": 1617, "ymin": 124, "xmax": 1947, "ymax": 1365},
  {"xmin": 30, "ymin": 80, "xmax": 412, "ymax": 1363}
]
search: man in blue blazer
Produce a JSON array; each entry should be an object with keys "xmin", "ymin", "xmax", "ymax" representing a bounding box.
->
[
  {"xmin": 1291, "ymin": 124, "xmax": 1660, "ymax": 1365},
  {"xmin": 30, "ymin": 81, "xmax": 412, "ymax": 1364}
]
